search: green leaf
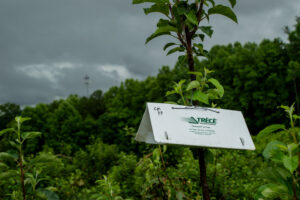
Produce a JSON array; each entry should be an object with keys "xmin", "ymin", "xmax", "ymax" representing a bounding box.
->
[
  {"xmin": 194, "ymin": 43, "xmax": 204, "ymax": 55},
  {"xmin": 20, "ymin": 117, "xmax": 31, "ymax": 123},
  {"xmin": 188, "ymin": 71, "xmax": 203, "ymax": 77},
  {"xmin": 0, "ymin": 152, "xmax": 18, "ymax": 161},
  {"xmin": 9, "ymin": 141, "xmax": 20, "ymax": 150},
  {"xmin": 0, "ymin": 128, "xmax": 15, "ymax": 137},
  {"xmin": 206, "ymin": 0, "xmax": 215, "ymax": 7},
  {"xmin": 275, "ymin": 167, "xmax": 291, "ymax": 181},
  {"xmin": 204, "ymin": 149, "xmax": 214, "ymax": 164},
  {"xmin": 157, "ymin": 18, "xmax": 170, "ymax": 27},
  {"xmin": 154, "ymin": 25, "xmax": 178, "ymax": 33},
  {"xmin": 164, "ymin": 101, "xmax": 178, "ymax": 105},
  {"xmin": 146, "ymin": 25, "xmax": 177, "ymax": 44},
  {"xmin": 177, "ymin": 79, "xmax": 186, "ymax": 86},
  {"xmin": 163, "ymin": 145, "xmax": 167, "ymax": 152},
  {"xmin": 262, "ymin": 140, "xmax": 285, "ymax": 161},
  {"xmin": 208, "ymin": 78, "xmax": 224, "ymax": 97},
  {"xmin": 208, "ymin": 5, "xmax": 238, "ymax": 23},
  {"xmin": 114, "ymin": 197, "xmax": 124, "ymax": 200},
  {"xmin": 0, "ymin": 170, "xmax": 19, "ymax": 180},
  {"xmin": 293, "ymin": 114, "xmax": 300, "ymax": 120},
  {"xmin": 204, "ymin": 12, "xmax": 210, "ymax": 22},
  {"xmin": 15, "ymin": 116, "xmax": 31, "ymax": 124},
  {"xmin": 279, "ymin": 104, "xmax": 294, "ymax": 117},
  {"xmin": 36, "ymin": 189, "xmax": 60, "ymax": 200},
  {"xmin": 133, "ymin": 0, "xmax": 169, "ymax": 4},
  {"xmin": 206, "ymin": 89, "xmax": 220, "ymax": 100},
  {"xmin": 282, "ymin": 155, "xmax": 298, "ymax": 173},
  {"xmin": 261, "ymin": 184, "xmax": 289, "ymax": 199},
  {"xmin": 259, "ymin": 167, "xmax": 291, "ymax": 184},
  {"xmin": 177, "ymin": 55, "xmax": 187, "ymax": 64},
  {"xmin": 152, "ymin": 148, "xmax": 160, "ymax": 163},
  {"xmin": 144, "ymin": 3, "xmax": 169, "ymax": 16},
  {"xmin": 279, "ymin": 105, "xmax": 290, "ymax": 111},
  {"xmin": 204, "ymin": 67, "xmax": 214, "ymax": 76},
  {"xmin": 0, "ymin": 162, "xmax": 8, "ymax": 170},
  {"xmin": 287, "ymin": 143, "xmax": 298, "ymax": 155},
  {"xmin": 175, "ymin": 3, "xmax": 189, "ymax": 16},
  {"xmin": 186, "ymin": 80, "xmax": 200, "ymax": 91},
  {"xmin": 21, "ymin": 132, "xmax": 42, "ymax": 141},
  {"xmin": 184, "ymin": 12, "xmax": 198, "ymax": 26},
  {"xmin": 276, "ymin": 144, "xmax": 288, "ymax": 152},
  {"xmin": 199, "ymin": 26, "xmax": 213, "ymax": 37},
  {"xmin": 176, "ymin": 190, "xmax": 185, "ymax": 200},
  {"xmin": 166, "ymin": 90, "xmax": 177, "ymax": 96},
  {"xmin": 193, "ymin": 91, "xmax": 209, "ymax": 104},
  {"xmin": 198, "ymin": 34, "xmax": 205, "ymax": 41},
  {"xmin": 228, "ymin": 0, "xmax": 236, "ymax": 8},
  {"xmin": 257, "ymin": 124, "xmax": 285, "ymax": 139},
  {"xmin": 146, "ymin": 32, "xmax": 170, "ymax": 44},
  {"xmin": 167, "ymin": 47, "xmax": 185, "ymax": 55},
  {"xmin": 163, "ymin": 42, "xmax": 177, "ymax": 51}
]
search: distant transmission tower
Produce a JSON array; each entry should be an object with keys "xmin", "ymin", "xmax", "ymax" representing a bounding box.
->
[{"xmin": 84, "ymin": 74, "xmax": 90, "ymax": 97}]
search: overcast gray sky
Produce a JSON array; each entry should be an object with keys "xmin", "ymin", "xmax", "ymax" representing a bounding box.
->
[{"xmin": 0, "ymin": 0, "xmax": 299, "ymax": 106}]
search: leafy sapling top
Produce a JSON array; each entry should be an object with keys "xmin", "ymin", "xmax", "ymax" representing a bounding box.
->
[{"xmin": 136, "ymin": 102, "xmax": 255, "ymax": 150}]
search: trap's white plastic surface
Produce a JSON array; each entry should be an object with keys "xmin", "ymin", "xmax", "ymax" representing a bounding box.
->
[{"xmin": 136, "ymin": 103, "xmax": 255, "ymax": 150}]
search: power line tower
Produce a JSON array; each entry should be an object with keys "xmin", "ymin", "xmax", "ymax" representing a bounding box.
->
[{"xmin": 84, "ymin": 74, "xmax": 90, "ymax": 97}]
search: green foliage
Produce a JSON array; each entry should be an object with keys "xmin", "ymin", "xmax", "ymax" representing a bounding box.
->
[
  {"xmin": 134, "ymin": 0, "xmax": 238, "ymax": 60},
  {"xmin": 206, "ymin": 149, "xmax": 266, "ymax": 199},
  {"xmin": 73, "ymin": 139, "xmax": 120, "ymax": 184},
  {"xmin": 0, "ymin": 117, "xmax": 61, "ymax": 200},
  {"xmin": 262, "ymin": 140, "xmax": 286, "ymax": 161},
  {"xmin": 257, "ymin": 124, "xmax": 286, "ymax": 140},
  {"xmin": 0, "ymin": 103, "xmax": 21, "ymax": 130},
  {"xmin": 91, "ymin": 175, "xmax": 124, "ymax": 200},
  {"xmin": 256, "ymin": 104, "xmax": 300, "ymax": 200},
  {"xmin": 166, "ymin": 67, "xmax": 224, "ymax": 106},
  {"xmin": 286, "ymin": 17, "xmax": 300, "ymax": 62},
  {"xmin": 107, "ymin": 154, "xmax": 138, "ymax": 198},
  {"xmin": 208, "ymin": 4, "xmax": 238, "ymax": 23},
  {"xmin": 205, "ymin": 38, "xmax": 299, "ymax": 134},
  {"xmin": 199, "ymin": 26, "xmax": 213, "ymax": 38}
]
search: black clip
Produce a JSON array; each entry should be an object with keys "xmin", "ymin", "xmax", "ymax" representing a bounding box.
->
[
  {"xmin": 240, "ymin": 137, "xmax": 245, "ymax": 146},
  {"xmin": 164, "ymin": 132, "xmax": 169, "ymax": 140}
]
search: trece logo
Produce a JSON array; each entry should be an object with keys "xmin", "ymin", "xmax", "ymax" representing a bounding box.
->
[{"xmin": 182, "ymin": 117, "xmax": 217, "ymax": 125}]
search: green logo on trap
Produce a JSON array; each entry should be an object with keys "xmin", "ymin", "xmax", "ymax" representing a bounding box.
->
[{"xmin": 182, "ymin": 117, "xmax": 217, "ymax": 125}]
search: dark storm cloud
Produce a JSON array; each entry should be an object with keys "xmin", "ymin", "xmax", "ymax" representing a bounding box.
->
[
  {"xmin": 0, "ymin": 0, "xmax": 299, "ymax": 105},
  {"xmin": 204, "ymin": 0, "xmax": 300, "ymax": 48},
  {"xmin": 236, "ymin": 0, "xmax": 283, "ymax": 15}
]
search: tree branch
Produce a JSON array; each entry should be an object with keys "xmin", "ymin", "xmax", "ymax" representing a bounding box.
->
[
  {"xmin": 168, "ymin": 3, "xmax": 187, "ymax": 48},
  {"xmin": 191, "ymin": 0, "xmax": 205, "ymax": 35},
  {"xmin": 197, "ymin": 0, "xmax": 205, "ymax": 22}
]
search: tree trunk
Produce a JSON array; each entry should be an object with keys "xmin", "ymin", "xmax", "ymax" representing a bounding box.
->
[
  {"xmin": 198, "ymin": 149, "xmax": 210, "ymax": 200},
  {"xmin": 186, "ymin": 33, "xmax": 210, "ymax": 200}
]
